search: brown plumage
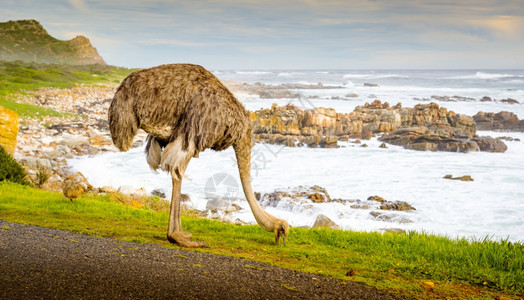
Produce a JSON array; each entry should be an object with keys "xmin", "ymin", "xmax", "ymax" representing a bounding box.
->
[{"xmin": 109, "ymin": 64, "xmax": 289, "ymax": 248}]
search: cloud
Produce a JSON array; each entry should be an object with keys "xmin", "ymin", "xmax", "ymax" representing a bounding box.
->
[
  {"xmin": 68, "ymin": 0, "xmax": 90, "ymax": 13},
  {"xmin": 3, "ymin": 0, "xmax": 524, "ymax": 68},
  {"xmin": 467, "ymin": 16, "xmax": 524, "ymax": 39},
  {"xmin": 142, "ymin": 38, "xmax": 207, "ymax": 47}
]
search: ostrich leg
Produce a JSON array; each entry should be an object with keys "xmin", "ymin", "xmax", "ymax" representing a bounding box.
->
[{"xmin": 167, "ymin": 176, "xmax": 208, "ymax": 248}]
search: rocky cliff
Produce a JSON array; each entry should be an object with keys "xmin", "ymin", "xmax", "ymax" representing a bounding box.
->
[{"xmin": 0, "ymin": 19, "xmax": 106, "ymax": 65}]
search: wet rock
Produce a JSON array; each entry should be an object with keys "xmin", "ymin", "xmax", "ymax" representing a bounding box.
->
[
  {"xmin": 473, "ymin": 111, "xmax": 524, "ymax": 132},
  {"xmin": 378, "ymin": 122, "xmax": 499, "ymax": 153},
  {"xmin": 444, "ymin": 175, "xmax": 474, "ymax": 181},
  {"xmin": 500, "ymin": 98, "xmax": 519, "ymax": 104},
  {"xmin": 261, "ymin": 185, "xmax": 332, "ymax": 206},
  {"xmin": 367, "ymin": 195, "xmax": 387, "ymax": 203},
  {"xmin": 407, "ymin": 142, "xmax": 438, "ymax": 151},
  {"xmin": 312, "ymin": 214, "xmax": 338, "ymax": 229},
  {"xmin": 498, "ymin": 136, "xmax": 520, "ymax": 142},
  {"xmin": 309, "ymin": 193, "xmax": 325, "ymax": 203},
  {"xmin": 362, "ymin": 130, "xmax": 372, "ymax": 140},
  {"xmin": 370, "ymin": 212, "xmax": 413, "ymax": 223},
  {"xmin": 474, "ymin": 136, "xmax": 508, "ymax": 152},
  {"xmin": 380, "ymin": 201, "xmax": 416, "ymax": 211}
]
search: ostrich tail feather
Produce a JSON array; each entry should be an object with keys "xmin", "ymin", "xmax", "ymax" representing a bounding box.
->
[{"xmin": 145, "ymin": 135, "xmax": 162, "ymax": 171}]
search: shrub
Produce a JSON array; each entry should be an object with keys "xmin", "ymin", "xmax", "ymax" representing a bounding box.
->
[{"xmin": 0, "ymin": 145, "xmax": 30, "ymax": 185}]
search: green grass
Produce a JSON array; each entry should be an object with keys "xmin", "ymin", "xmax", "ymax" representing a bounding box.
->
[
  {"xmin": 0, "ymin": 181, "xmax": 522, "ymax": 299},
  {"xmin": 0, "ymin": 60, "xmax": 135, "ymax": 118}
]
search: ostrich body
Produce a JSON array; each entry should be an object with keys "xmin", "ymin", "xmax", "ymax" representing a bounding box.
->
[{"xmin": 108, "ymin": 64, "xmax": 289, "ymax": 248}]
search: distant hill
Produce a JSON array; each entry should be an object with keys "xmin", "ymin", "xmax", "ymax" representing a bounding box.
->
[{"xmin": 0, "ymin": 19, "xmax": 106, "ymax": 65}]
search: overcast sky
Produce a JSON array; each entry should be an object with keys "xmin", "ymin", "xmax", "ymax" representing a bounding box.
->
[{"xmin": 2, "ymin": 0, "xmax": 524, "ymax": 70}]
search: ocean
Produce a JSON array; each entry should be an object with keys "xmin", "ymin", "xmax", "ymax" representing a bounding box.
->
[{"xmin": 69, "ymin": 70, "xmax": 524, "ymax": 242}]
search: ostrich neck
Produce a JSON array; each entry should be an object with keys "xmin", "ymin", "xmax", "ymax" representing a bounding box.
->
[{"xmin": 234, "ymin": 140, "xmax": 276, "ymax": 232}]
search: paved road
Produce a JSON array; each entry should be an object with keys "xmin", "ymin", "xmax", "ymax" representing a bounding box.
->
[{"xmin": 0, "ymin": 220, "xmax": 406, "ymax": 299}]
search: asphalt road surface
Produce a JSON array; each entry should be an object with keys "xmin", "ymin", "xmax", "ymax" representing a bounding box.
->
[{"xmin": 0, "ymin": 220, "xmax": 406, "ymax": 299}]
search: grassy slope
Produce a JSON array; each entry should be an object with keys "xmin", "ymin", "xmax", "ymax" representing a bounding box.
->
[
  {"xmin": 0, "ymin": 182, "xmax": 522, "ymax": 299},
  {"xmin": 0, "ymin": 60, "xmax": 134, "ymax": 118}
]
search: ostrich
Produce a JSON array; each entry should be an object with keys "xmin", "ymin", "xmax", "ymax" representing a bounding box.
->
[{"xmin": 108, "ymin": 64, "xmax": 289, "ymax": 248}]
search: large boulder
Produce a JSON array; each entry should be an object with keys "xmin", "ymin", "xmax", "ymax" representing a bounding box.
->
[
  {"xmin": 0, "ymin": 106, "xmax": 19, "ymax": 156},
  {"xmin": 378, "ymin": 126, "xmax": 483, "ymax": 153},
  {"xmin": 312, "ymin": 214, "xmax": 338, "ymax": 229},
  {"xmin": 63, "ymin": 172, "xmax": 91, "ymax": 200},
  {"xmin": 473, "ymin": 136, "xmax": 508, "ymax": 152},
  {"xmin": 473, "ymin": 111, "xmax": 524, "ymax": 132}
]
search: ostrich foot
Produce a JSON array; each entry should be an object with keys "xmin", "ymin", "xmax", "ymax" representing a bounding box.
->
[{"xmin": 167, "ymin": 231, "xmax": 208, "ymax": 248}]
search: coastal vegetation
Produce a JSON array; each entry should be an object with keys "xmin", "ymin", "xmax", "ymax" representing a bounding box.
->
[
  {"xmin": 0, "ymin": 146, "xmax": 30, "ymax": 185},
  {"xmin": 0, "ymin": 181, "xmax": 522, "ymax": 299},
  {"xmin": 0, "ymin": 60, "xmax": 134, "ymax": 118}
]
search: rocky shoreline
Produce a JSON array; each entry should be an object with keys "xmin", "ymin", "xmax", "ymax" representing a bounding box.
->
[
  {"xmin": 11, "ymin": 86, "xmax": 147, "ymax": 192},
  {"xmin": 1, "ymin": 83, "xmax": 522, "ymax": 218},
  {"xmin": 251, "ymin": 100, "xmax": 511, "ymax": 152}
]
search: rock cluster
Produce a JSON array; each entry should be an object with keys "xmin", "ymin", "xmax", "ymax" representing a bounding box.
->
[
  {"xmin": 252, "ymin": 104, "xmax": 362, "ymax": 148},
  {"xmin": 251, "ymin": 100, "xmax": 508, "ymax": 152},
  {"xmin": 473, "ymin": 111, "xmax": 524, "ymax": 132},
  {"xmin": 350, "ymin": 196, "xmax": 416, "ymax": 224},
  {"xmin": 260, "ymin": 185, "xmax": 335, "ymax": 208},
  {"xmin": 254, "ymin": 186, "xmax": 416, "ymax": 228},
  {"xmin": 12, "ymin": 86, "xmax": 147, "ymax": 193}
]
